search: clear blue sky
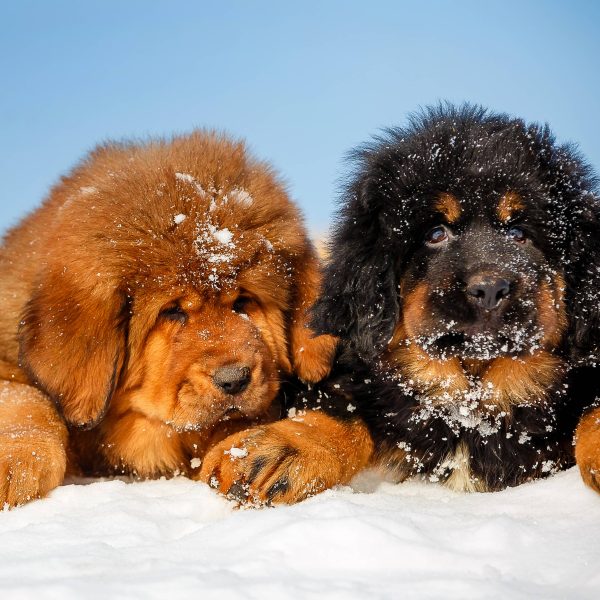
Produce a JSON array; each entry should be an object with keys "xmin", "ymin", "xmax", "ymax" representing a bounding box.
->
[{"xmin": 1, "ymin": 0, "xmax": 599, "ymax": 233}]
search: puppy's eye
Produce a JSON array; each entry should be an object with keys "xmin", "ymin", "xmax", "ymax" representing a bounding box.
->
[
  {"xmin": 507, "ymin": 226, "xmax": 527, "ymax": 243},
  {"xmin": 159, "ymin": 305, "xmax": 188, "ymax": 324},
  {"xmin": 232, "ymin": 296, "xmax": 254, "ymax": 314},
  {"xmin": 425, "ymin": 225, "xmax": 450, "ymax": 246}
]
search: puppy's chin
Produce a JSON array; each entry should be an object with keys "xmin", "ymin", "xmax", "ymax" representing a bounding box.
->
[
  {"xmin": 168, "ymin": 383, "xmax": 277, "ymax": 433},
  {"xmin": 414, "ymin": 324, "xmax": 544, "ymax": 361}
]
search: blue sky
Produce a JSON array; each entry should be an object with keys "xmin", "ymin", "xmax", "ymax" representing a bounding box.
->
[{"xmin": 1, "ymin": 0, "xmax": 599, "ymax": 232}]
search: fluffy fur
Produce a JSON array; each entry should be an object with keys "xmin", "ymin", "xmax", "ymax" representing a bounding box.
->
[
  {"xmin": 0, "ymin": 131, "xmax": 336, "ymax": 507},
  {"xmin": 201, "ymin": 105, "xmax": 600, "ymax": 503}
]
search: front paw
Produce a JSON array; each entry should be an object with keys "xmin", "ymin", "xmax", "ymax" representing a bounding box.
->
[
  {"xmin": 197, "ymin": 411, "xmax": 373, "ymax": 505},
  {"xmin": 0, "ymin": 431, "xmax": 67, "ymax": 507},
  {"xmin": 0, "ymin": 384, "xmax": 68, "ymax": 507},
  {"xmin": 576, "ymin": 407, "xmax": 600, "ymax": 493}
]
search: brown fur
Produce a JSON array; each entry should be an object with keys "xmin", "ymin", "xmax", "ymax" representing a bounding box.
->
[
  {"xmin": 0, "ymin": 131, "xmax": 336, "ymax": 506},
  {"xmin": 497, "ymin": 191, "xmax": 525, "ymax": 222},
  {"xmin": 575, "ymin": 407, "xmax": 600, "ymax": 492},
  {"xmin": 387, "ymin": 338, "xmax": 565, "ymax": 414},
  {"xmin": 434, "ymin": 193, "xmax": 462, "ymax": 224},
  {"xmin": 536, "ymin": 275, "xmax": 568, "ymax": 348},
  {"xmin": 199, "ymin": 410, "xmax": 374, "ymax": 504}
]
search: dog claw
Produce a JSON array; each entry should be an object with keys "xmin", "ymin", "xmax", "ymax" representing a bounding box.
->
[{"xmin": 226, "ymin": 481, "xmax": 250, "ymax": 502}]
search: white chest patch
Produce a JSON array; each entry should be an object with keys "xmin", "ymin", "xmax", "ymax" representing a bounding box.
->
[{"xmin": 441, "ymin": 442, "xmax": 485, "ymax": 492}]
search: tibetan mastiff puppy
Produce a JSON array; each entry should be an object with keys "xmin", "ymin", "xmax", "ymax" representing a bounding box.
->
[
  {"xmin": 201, "ymin": 105, "xmax": 600, "ymax": 503},
  {"xmin": 0, "ymin": 131, "xmax": 336, "ymax": 507}
]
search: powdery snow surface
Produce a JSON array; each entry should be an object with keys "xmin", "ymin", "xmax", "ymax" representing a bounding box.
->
[{"xmin": 1, "ymin": 470, "xmax": 599, "ymax": 599}]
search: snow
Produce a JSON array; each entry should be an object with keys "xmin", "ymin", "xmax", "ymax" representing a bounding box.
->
[
  {"xmin": 208, "ymin": 224, "xmax": 234, "ymax": 246},
  {"xmin": 78, "ymin": 186, "xmax": 97, "ymax": 195},
  {"xmin": 174, "ymin": 172, "xmax": 196, "ymax": 184},
  {"xmin": 226, "ymin": 188, "xmax": 253, "ymax": 206},
  {"xmin": 192, "ymin": 221, "xmax": 238, "ymax": 285},
  {"xmin": 175, "ymin": 172, "xmax": 207, "ymax": 197},
  {"xmin": 1, "ymin": 469, "xmax": 599, "ymax": 598},
  {"xmin": 225, "ymin": 446, "xmax": 249, "ymax": 459}
]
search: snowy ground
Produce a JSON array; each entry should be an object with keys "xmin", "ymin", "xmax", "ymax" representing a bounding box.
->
[{"xmin": 1, "ymin": 468, "xmax": 599, "ymax": 599}]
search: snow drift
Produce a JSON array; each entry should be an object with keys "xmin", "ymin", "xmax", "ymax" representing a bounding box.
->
[{"xmin": 1, "ymin": 469, "xmax": 599, "ymax": 599}]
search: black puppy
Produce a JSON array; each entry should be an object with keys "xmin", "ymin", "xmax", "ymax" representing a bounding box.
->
[{"xmin": 201, "ymin": 104, "xmax": 600, "ymax": 503}]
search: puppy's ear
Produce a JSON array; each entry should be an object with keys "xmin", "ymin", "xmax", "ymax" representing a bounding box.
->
[
  {"xmin": 288, "ymin": 242, "xmax": 338, "ymax": 383},
  {"xmin": 19, "ymin": 269, "xmax": 128, "ymax": 428},
  {"xmin": 566, "ymin": 191, "xmax": 600, "ymax": 364},
  {"xmin": 311, "ymin": 176, "xmax": 399, "ymax": 359}
]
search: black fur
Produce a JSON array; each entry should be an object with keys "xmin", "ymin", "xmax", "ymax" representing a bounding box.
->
[{"xmin": 304, "ymin": 104, "xmax": 600, "ymax": 491}]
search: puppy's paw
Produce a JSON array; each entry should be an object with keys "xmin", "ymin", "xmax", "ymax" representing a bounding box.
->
[
  {"xmin": 0, "ymin": 383, "xmax": 68, "ymax": 508},
  {"xmin": 293, "ymin": 333, "xmax": 338, "ymax": 383},
  {"xmin": 0, "ymin": 431, "xmax": 67, "ymax": 508},
  {"xmin": 197, "ymin": 411, "xmax": 373, "ymax": 505},
  {"xmin": 576, "ymin": 407, "xmax": 600, "ymax": 493},
  {"xmin": 198, "ymin": 426, "xmax": 339, "ymax": 505}
]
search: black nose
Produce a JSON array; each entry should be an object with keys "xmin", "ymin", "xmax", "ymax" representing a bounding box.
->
[
  {"xmin": 466, "ymin": 276, "xmax": 511, "ymax": 310},
  {"xmin": 213, "ymin": 365, "xmax": 251, "ymax": 395}
]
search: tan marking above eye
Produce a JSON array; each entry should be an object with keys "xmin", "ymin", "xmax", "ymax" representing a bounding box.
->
[
  {"xmin": 434, "ymin": 193, "xmax": 461, "ymax": 224},
  {"xmin": 497, "ymin": 192, "xmax": 525, "ymax": 223}
]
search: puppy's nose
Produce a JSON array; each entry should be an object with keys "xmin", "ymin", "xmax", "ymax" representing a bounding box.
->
[
  {"xmin": 213, "ymin": 365, "xmax": 251, "ymax": 395},
  {"xmin": 466, "ymin": 276, "xmax": 511, "ymax": 310}
]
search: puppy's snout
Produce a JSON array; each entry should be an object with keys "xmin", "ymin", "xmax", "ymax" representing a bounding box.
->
[
  {"xmin": 213, "ymin": 365, "xmax": 251, "ymax": 395},
  {"xmin": 466, "ymin": 275, "xmax": 511, "ymax": 310}
]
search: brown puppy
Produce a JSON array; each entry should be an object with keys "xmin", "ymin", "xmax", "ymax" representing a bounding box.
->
[{"xmin": 0, "ymin": 131, "xmax": 336, "ymax": 507}]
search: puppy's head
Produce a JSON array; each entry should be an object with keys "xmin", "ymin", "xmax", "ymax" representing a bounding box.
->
[
  {"xmin": 19, "ymin": 132, "xmax": 335, "ymax": 428},
  {"xmin": 313, "ymin": 104, "xmax": 600, "ymax": 364},
  {"xmin": 120, "ymin": 238, "xmax": 297, "ymax": 433}
]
